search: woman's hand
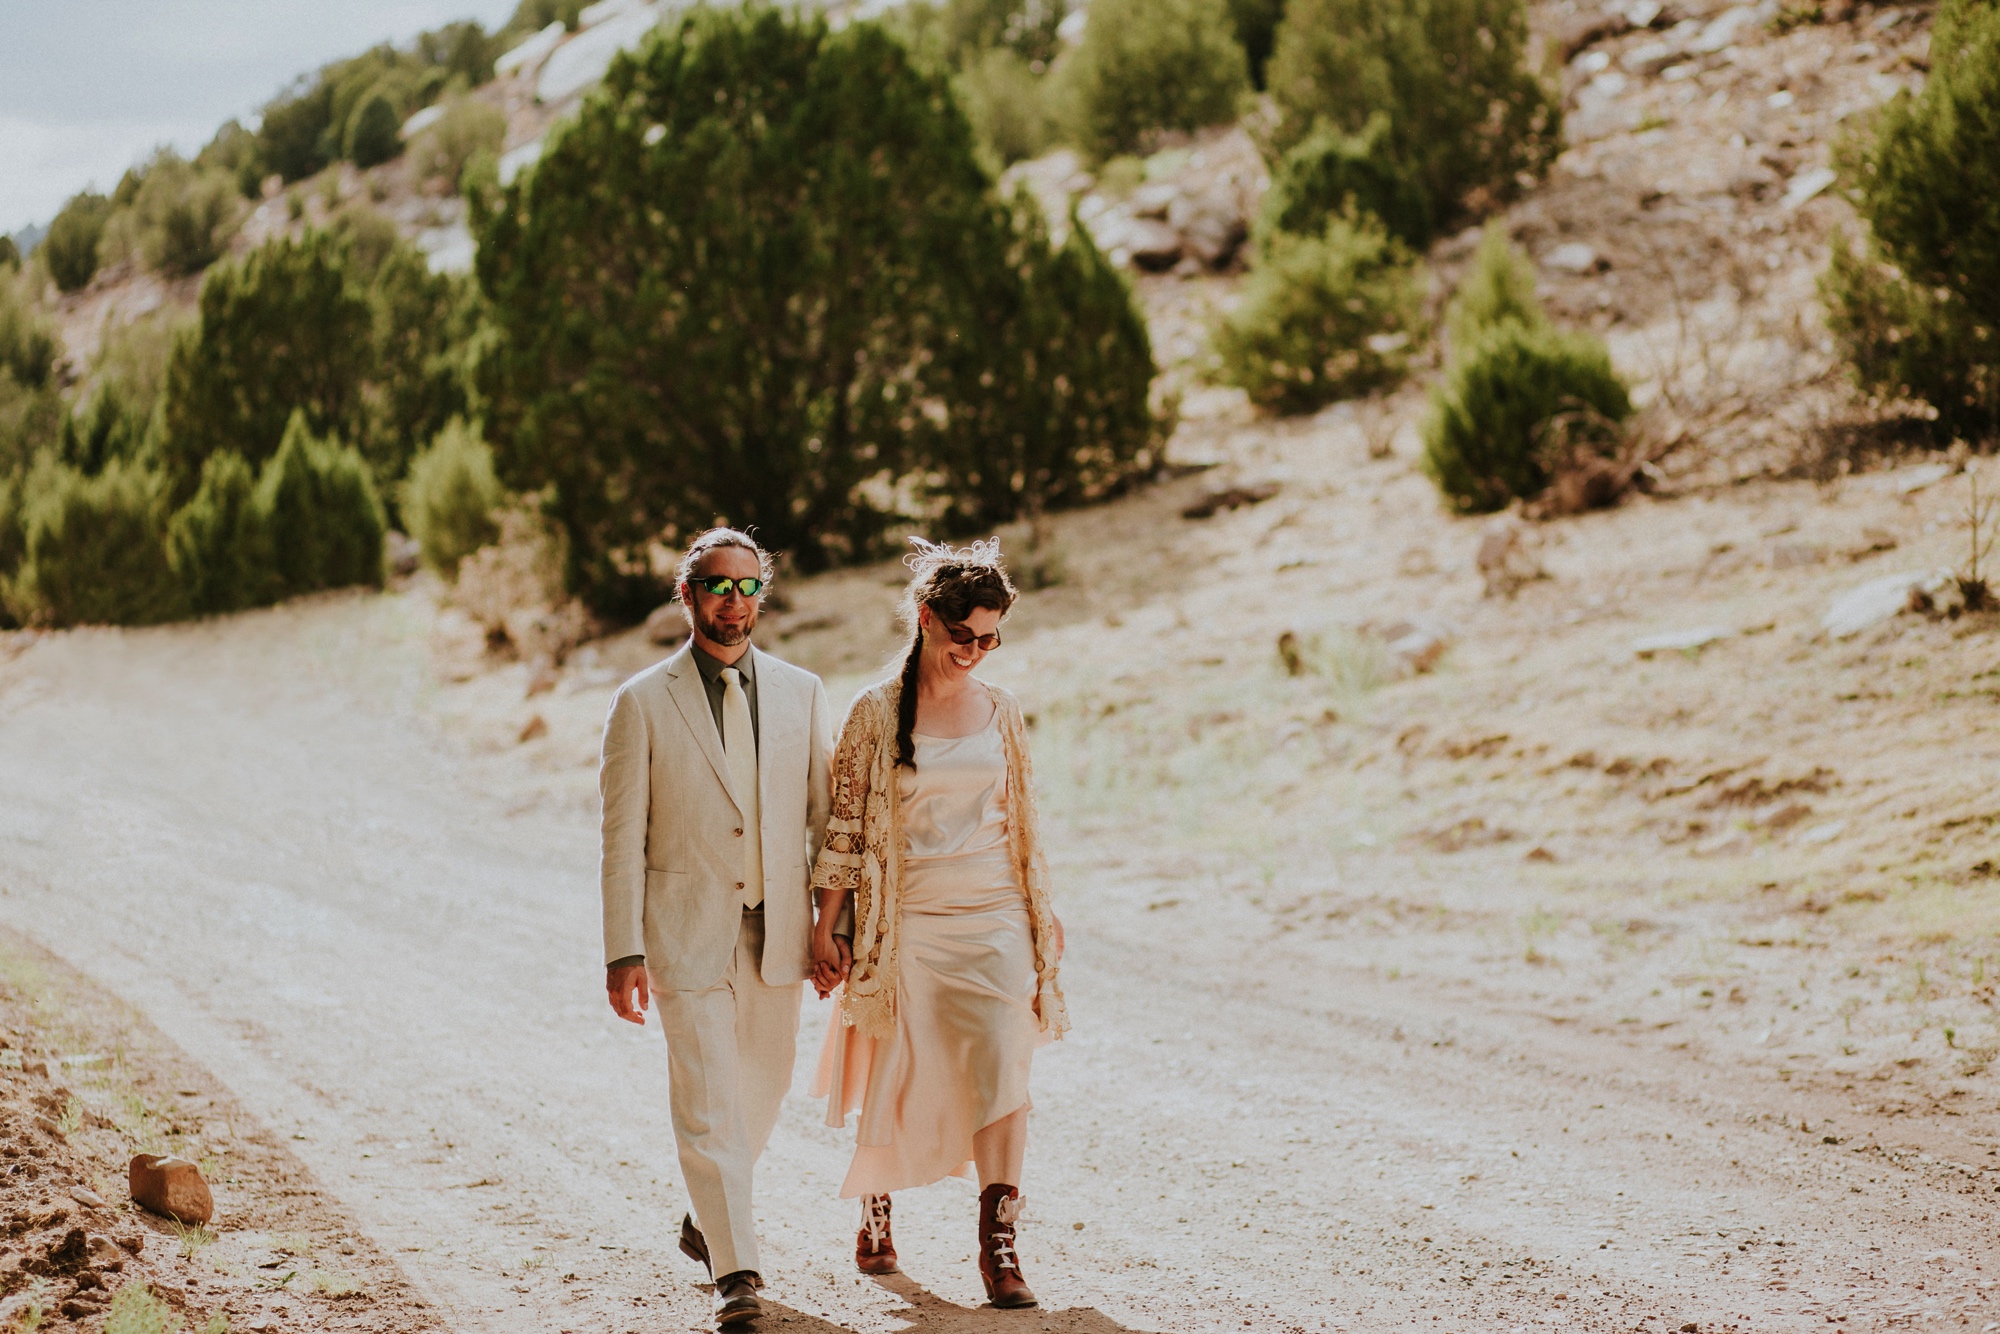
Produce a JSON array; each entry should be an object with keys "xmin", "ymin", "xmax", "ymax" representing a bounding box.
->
[{"xmin": 1052, "ymin": 914, "xmax": 1066, "ymax": 963}]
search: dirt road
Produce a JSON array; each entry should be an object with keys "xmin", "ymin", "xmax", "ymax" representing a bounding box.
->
[{"xmin": 0, "ymin": 593, "xmax": 1993, "ymax": 1333}]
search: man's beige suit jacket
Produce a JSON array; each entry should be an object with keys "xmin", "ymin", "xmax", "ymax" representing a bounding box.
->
[{"xmin": 599, "ymin": 642, "xmax": 833, "ymax": 990}]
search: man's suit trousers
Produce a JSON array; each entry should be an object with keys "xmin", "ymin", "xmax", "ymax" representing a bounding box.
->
[{"xmin": 653, "ymin": 908, "xmax": 801, "ymax": 1278}]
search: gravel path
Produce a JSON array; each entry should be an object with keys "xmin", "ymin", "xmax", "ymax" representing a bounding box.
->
[{"xmin": 0, "ymin": 600, "xmax": 1992, "ymax": 1333}]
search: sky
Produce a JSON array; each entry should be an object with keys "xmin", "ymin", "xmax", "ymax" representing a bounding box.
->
[{"xmin": 0, "ymin": 0, "xmax": 520, "ymax": 235}]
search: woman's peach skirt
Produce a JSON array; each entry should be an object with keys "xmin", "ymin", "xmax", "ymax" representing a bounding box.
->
[{"xmin": 812, "ymin": 847, "xmax": 1048, "ymax": 1198}]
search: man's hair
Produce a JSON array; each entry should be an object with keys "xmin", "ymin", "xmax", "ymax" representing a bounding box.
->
[{"xmin": 675, "ymin": 528, "xmax": 775, "ymax": 598}]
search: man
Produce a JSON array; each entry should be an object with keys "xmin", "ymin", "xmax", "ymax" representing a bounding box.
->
[{"xmin": 600, "ymin": 528, "xmax": 843, "ymax": 1326}]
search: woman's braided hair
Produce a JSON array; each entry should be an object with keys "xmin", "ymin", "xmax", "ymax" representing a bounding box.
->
[{"xmin": 893, "ymin": 536, "xmax": 1018, "ymax": 770}]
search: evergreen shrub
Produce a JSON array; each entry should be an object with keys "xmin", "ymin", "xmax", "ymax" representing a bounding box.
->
[
  {"xmin": 1821, "ymin": 233, "xmax": 1998, "ymax": 439},
  {"xmin": 363, "ymin": 246, "xmax": 483, "ymax": 499},
  {"xmin": 254, "ymin": 82, "xmax": 338, "ymax": 184},
  {"xmin": 167, "ymin": 450, "xmax": 273, "ymax": 614},
  {"xmin": 501, "ymin": 0, "xmax": 587, "ymax": 42},
  {"xmin": 958, "ymin": 47, "xmax": 1060, "ymax": 165},
  {"xmin": 1260, "ymin": 112, "xmax": 1432, "ymax": 250},
  {"xmin": 127, "ymin": 153, "xmax": 244, "ymax": 275},
  {"xmin": 1056, "ymin": 0, "xmax": 1250, "ymax": 161},
  {"xmin": 58, "ymin": 383, "xmax": 153, "ymax": 476},
  {"xmin": 0, "ymin": 476, "xmax": 22, "ymax": 593},
  {"xmin": 410, "ymin": 97, "xmax": 508, "ymax": 192},
  {"xmin": 930, "ymin": 195, "xmax": 1160, "ymax": 527},
  {"xmin": 1213, "ymin": 212, "xmax": 1423, "ymax": 414},
  {"xmin": 1822, "ymin": 0, "xmax": 2000, "ymax": 439},
  {"xmin": 1420, "ymin": 228, "xmax": 1629, "ymax": 513},
  {"xmin": 346, "ymin": 92, "xmax": 404, "ymax": 168},
  {"xmin": 1265, "ymin": 0, "xmax": 1559, "ymax": 239},
  {"xmin": 936, "ymin": 0, "xmax": 1064, "ymax": 65},
  {"xmin": 0, "ymin": 275, "xmax": 58, "ymax": 390},
  {"xmin": 0, "ymin": 381, "xmax": 63, "ymax": 481},
  {"xmin": 256, "ymin": 412, "xmax": 386, "ymax": 597},
  {"xmin": 44, "ymin": 192, "xmax": 112, "ymax": 293},
  {"xmin": 6, "ymin": 459, "xmax": 186, "ymax": 627},
  {"xmin": 195, "ymin": 118, "xmax": 264, "ymax": 198},
  {"xmin": 923, "ymin": 0, "xmax": 1071, "ymax": 66},
  {"xmin": 92, "ymin": 309, "xmax": 186, "ymax": 410},
  {"xmin": 1444, "ymin": 224, "xmax": 1546, "ymax": 350},
  {"xmin": 413, "ymin": 21, "xmax": 503, "ymax": 86},
  {"xmin": 476, "ymin": 4, "xmax": 1158, "ymax": 617},
  {"xmin": 0, "ymin": 275, "xmax": 64, "ymax": 479},
  {"xmin": 332, "ymin": 206, "xmax": 403, "ymax": 283},
  {"xmin": 399, "ymin": 418, "xmax": 504, "ymax": 575},
  {"xmin": 51, "ymin": 310, "xmax": 185, "ymax": 479},
  {"xmin": 1422, "ymin": 321, "xmax": 1632, "ymax": 514},
  {"xmin": 244, "ymin": 19, "xmax": 504, "ymax": 183},
  {"xmin": 159, "ymin": 230, "xmax": 374, "ymax": 504}
]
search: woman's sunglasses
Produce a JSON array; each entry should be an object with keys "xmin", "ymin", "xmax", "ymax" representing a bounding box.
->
[
  {"xmin": 940, "ymin": 620, "xmax": 1002, "ymax": 651},
  {"xmin": 694, "ymin": 576, "xmax": 764, "ymax": 598}
]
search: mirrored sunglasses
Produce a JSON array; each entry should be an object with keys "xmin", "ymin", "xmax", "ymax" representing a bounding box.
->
[{"xmin": 695, "ymin": 576, "xmax": 764, "ymax": 597}]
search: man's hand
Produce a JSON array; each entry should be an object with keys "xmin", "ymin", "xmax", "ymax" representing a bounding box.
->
[
  {"xmin": 607, "ymin": 963, "xmax": 651, "ymax": 1024},
  {"xmin": 811, "ymin": 930, "xmax": 852, "ymax": 999}
]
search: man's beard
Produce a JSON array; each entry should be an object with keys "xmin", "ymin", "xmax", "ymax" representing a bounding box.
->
[{"xmin": 693, "ymin": 603, "xmax": 756, "ymax": 647}]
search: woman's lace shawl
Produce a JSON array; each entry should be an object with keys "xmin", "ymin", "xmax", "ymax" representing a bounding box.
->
[{"xmin": 811, "ymin": 678, "xmax": 1070, "ymax": 1042}]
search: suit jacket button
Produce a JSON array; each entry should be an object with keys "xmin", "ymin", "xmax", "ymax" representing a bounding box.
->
[
  {"xmin": 734, "ymin": 828, "xmax": 743, "ymax": 836},
  {"xmin": 736, "ymin": 882, "xmax": 746, "ymax": 890}
]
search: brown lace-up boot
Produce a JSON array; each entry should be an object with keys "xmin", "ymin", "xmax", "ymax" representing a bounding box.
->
[
  {"xmin": 976, "ymin": 1183, "xmax": 1037, "ymax": 1308},
  {"xmin": 855, "ymin": 1193, "xmax": 899, "ymax": 1275}
]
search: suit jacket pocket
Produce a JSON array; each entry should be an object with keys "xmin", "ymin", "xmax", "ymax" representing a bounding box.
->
[{"xmin": 644, "ymin": 868, "xmax": 696, "ymax": 944}]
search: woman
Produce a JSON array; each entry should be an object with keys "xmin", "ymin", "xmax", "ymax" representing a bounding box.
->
[{"xmin": 808, "ymin": 537, "xmax": 1068, "ymax": 1310}]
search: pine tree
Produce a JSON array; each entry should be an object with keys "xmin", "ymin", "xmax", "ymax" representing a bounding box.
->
[
  {"xmin": 931, "ymin": 195, "xmax": 1159, "ymax": 525},
  {"xmin": 364, "ymin": 247, "xmax": 481, "ymax": 503},
  {"xmin": 43, "ymin": 192, "xmax": 112, "ymax": 293},
  {"xmin": 1057, "ymin": 0, "xmax": 1249, "ymax": 161},
  {"xmin": 477, "ymin": 4, "xmax": 1156, "ymax": 617},
  {"xmin": 346, "ymin": 92, "xmax": 404, "ymax": 168},
  {"xmin": 256, "ymin": 412, "xmax": 386, "ymax": 598},
  {"xmin": 167, "ymin": 450, "xmax": 274, "ymax": 614},
  {"xmin": 1821, "ymin": 0, "xmax": 2000, "ymax": 439},
  {"xmin": 1265, "ymin": 0, "xmax": 1559, "ymax": 237},
  {"xmin": 159, "ymin": 230, "xmax": 375, "ymax": 506},
  {"xmin": 7, "ymin": 459, "xmax": 187, "ymax": 627}
]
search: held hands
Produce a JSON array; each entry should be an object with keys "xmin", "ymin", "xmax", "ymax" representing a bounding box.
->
[
  {"xmin": 606, "ymin": 963, "xmax": 651, "ymax": 1025},
  {"xmin": 811, "ymin": 928, "xmax": 853, "ymax": 1000}
]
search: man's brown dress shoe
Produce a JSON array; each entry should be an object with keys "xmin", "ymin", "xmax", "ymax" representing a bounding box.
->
[
  {"xmin": 855, "ymin": 1193, "xmax": 898, "ymax": 1275},
  {"xmin": 714, "ymin": 1270, "xmax": 763, "ymax": 1326},
  {"xmin": 976, "ymin": 1183, "xmax": 1037, "ymax": 1309}
]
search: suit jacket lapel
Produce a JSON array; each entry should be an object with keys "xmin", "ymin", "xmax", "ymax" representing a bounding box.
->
[{"xmin": 665, "ymin": 649, "xmax": 743, "ymax": 816}]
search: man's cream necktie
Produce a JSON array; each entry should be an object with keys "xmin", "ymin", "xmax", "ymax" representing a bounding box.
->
[{"xmin": 721, "ymin": 667, "xmax": 763, "ymax": 910}]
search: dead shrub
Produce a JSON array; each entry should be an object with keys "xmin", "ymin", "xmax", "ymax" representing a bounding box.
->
[
  {"xmin": 1523, "ymin": 407, "xmax": 1683, "ymax": 519},
  {"xmin": 450, "ymin": 502, "xmax": 594, "ymax": 661}
]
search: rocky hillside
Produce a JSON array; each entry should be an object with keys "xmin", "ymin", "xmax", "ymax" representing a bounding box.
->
[{"xmin": 46, "ymin": 0, "xmax": 1932, "ymax": 482}]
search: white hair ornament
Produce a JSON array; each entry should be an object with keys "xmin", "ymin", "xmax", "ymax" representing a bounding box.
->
[{"xmin": 903, "ymin": 535, "xmax": 1005, "ymax": 577}]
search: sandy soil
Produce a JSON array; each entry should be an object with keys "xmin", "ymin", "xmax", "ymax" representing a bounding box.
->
[
  {"xmin": 0, "ymin": 926, "xmax": 445, "ymax": 1332},
  {"xmin": 2, "ymin": 411, "xmax": 1998, "ymax": 1334}
]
